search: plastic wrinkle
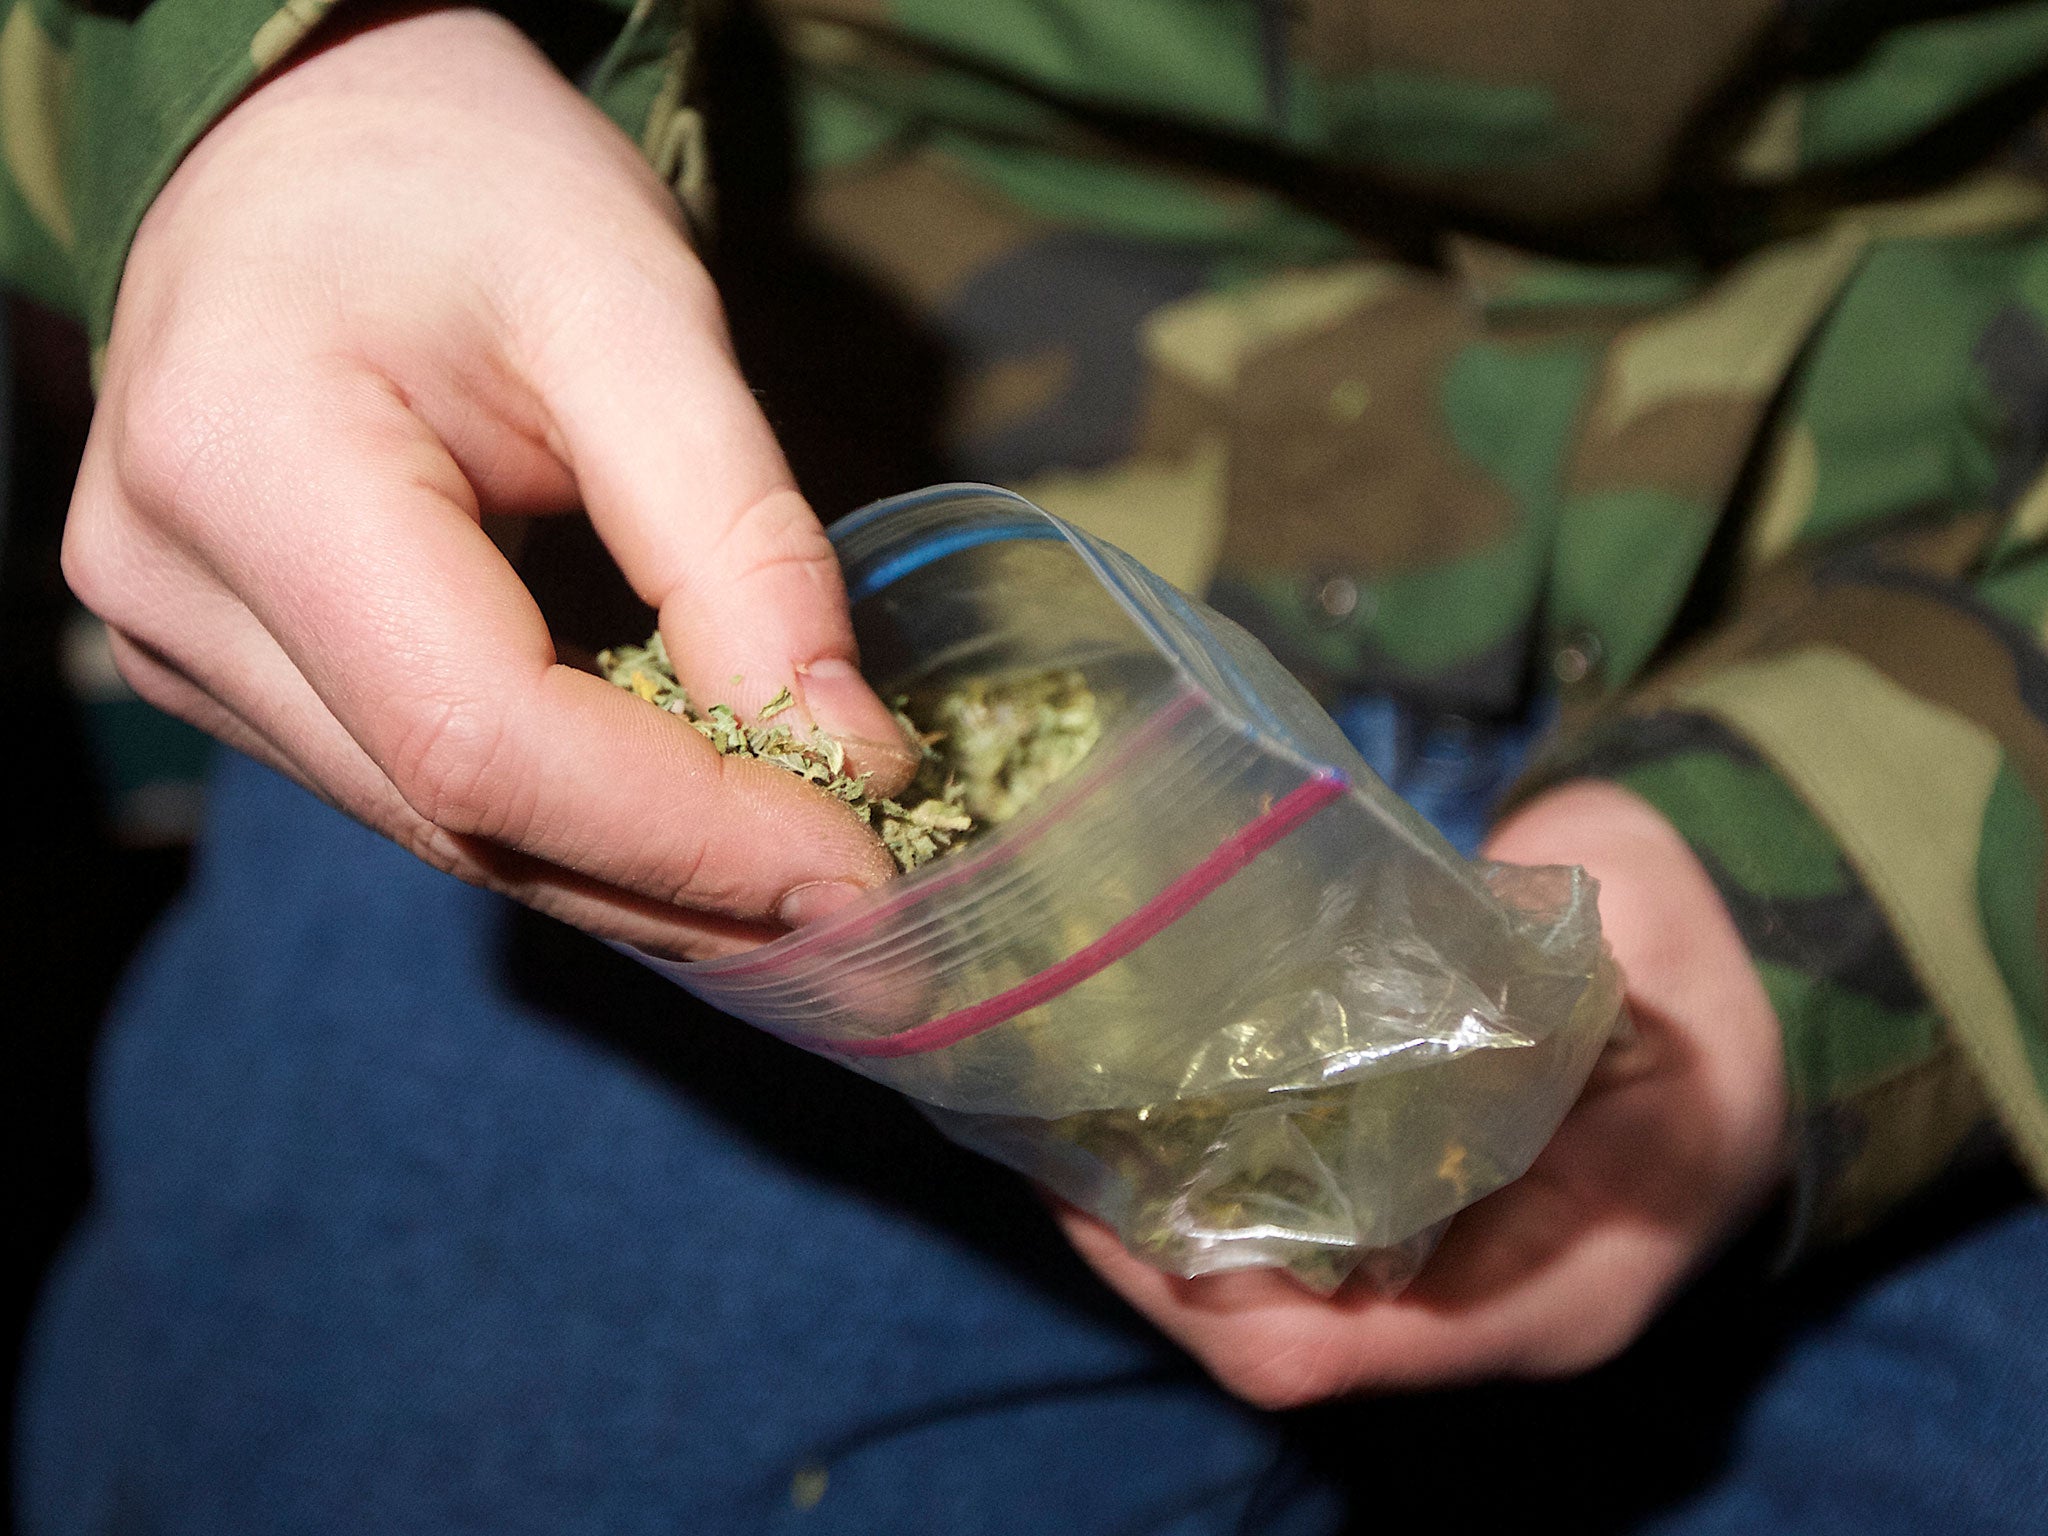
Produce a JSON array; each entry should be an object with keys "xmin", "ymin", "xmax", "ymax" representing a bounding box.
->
[
  {"xmin": 634, "ymin": 487, "xmax": 1629, "ymax": 1291},
  {"xmin": 788, "ymin": 771, "xmax": 1349, "ymax": 1060}
]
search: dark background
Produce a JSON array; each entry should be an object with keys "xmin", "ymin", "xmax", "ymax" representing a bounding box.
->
[{"xmin": 1, "ymin": 301, "xmax": 193, "ymax": 1530}]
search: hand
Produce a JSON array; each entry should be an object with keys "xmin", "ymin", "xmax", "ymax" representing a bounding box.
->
[
  {"xmin": 61, "ymin": 7, "xmax": 917, "ymax": 960},
  {"xmin": 1060, "ymin": 781, "xmax": 1791, "ymax": 1407}
]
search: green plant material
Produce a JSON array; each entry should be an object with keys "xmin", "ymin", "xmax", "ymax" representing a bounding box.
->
[
  {"xmin": 1030, "ymin": 1085, "xmax": 1500, "ymax": 1292},
  {"xmin": 595, "ymin": 632, "xmax": 1098, "ymax": 872},
  {"xmin": 911, "ymin": 670, "xmax": 1102, "ymax": 826}
]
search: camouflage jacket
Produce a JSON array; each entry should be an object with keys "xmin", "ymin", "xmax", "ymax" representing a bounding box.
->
[{"xmin": 7, "ymin": 0, "xmax": 2048, "ymax": 1250}]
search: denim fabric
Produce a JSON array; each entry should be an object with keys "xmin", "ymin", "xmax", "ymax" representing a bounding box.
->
[
  {"xmin": 17, "ymin": 752, "xmax": 1343, "ymax": 1536},
  {"xmin": 1638, "ymin": 1196, "xmax": 2048, "ymax": 1536},
  {"xmin": 18, "ymin": 721, "xmax": 2045, "ymax": 1534}
]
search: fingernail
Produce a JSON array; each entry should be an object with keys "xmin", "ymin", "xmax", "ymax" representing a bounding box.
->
[
  {"xmin": 796, "ymin": 656, "xmax": 919, "ymax": 789},
  {"xmin": 797, "ymin": 658, "xmax": 893, "ymax": 736},
  {"xmin": 775, "ymin": 879, "xmax": 869, "ymax": 929}
]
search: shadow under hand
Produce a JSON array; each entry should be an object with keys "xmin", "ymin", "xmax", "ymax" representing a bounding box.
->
[{"xmin": 499, "ymin": 902, "xmax": 1153, "ymax": 1341}]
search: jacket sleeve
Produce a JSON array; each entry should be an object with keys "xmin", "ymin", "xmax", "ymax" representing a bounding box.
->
[
  {"xmin": 1520, "ymin": 208, "xmax": 2048, "ymax": 1251},
  {"xmin": 0, "ymin": 0, "xmax": 698, "ymax": 351}
]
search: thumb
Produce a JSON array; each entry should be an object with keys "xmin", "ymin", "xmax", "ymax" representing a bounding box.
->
[
  {"xmin": 657, "ymin": 485, "xmax": 918, "ymax": 797},
  {"xmin": 528, "ymin": 266, "xmax": 917, "ymax": 795}
]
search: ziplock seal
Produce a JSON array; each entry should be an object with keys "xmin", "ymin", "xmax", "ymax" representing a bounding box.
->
[
  {"xmin": 843, "ymin": 521, "xmax": 1065, "ymax": 603},
  {"xmin": 834, "ymin": 484, "xmax": 1288, "ymax": 745},
  {"xmin": 785, "ymin": 769, "xmax": 1349, "ymax": 1059},
  {"xmin": 686, "ymin": 690, "xmax": 1208, "ymax": 983}
]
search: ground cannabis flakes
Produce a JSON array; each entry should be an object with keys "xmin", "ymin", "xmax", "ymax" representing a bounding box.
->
[
  {"xmin": 595, "ymin": 633, "xmax": 1099, "ymax": 873},
  {"xmin": 915, "ymin": 671, "xmax": 1101, "ymax": 826}
]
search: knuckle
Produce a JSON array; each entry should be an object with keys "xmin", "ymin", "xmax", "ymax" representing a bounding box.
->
[
  {"xmin": 112, "ymin": 373, "xmax": 240, "ymax": 522},
  {"xmin": 384, "ymin": 696, "xmax": 527, "ymax": 841},
  {"xmin": 62, "ymin": 480, "xmax": 214, "ymax": 652},
  {"xmin": 656, "ymin": 830, "xmax": 716, "ymax": 911},
  {"xmin": 638, "ymin": 241, "xmax": 722, "ymax": 323},
  {"xmin": 60, "ymin": 452, "xmax": 165, "ymax": 626},
  {"xmin": 601, "ymin": 226, "xmax": 721, "ymax": 320},
  {"xmin": 716, "ymin": 490, "xmax": 836, "ymax": 594},
  {"xmin": 59, "ymin": 496, "xmax": 127, "ymax": 620},
  {"xmin": 523, "ymin": 232, "xmax": 725, "ymax": 378},
  {"xmin": 640, "ymin": 749, "xmax": 729, "ymax": 910}
]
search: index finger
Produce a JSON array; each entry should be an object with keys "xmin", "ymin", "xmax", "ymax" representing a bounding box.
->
[
  {"xmin": 517, "ymin": 255, "xmax": 919, "ymax": 794},
  {"xmin": 189, "ymin": 372, "xmax": 899, "ymax": 927}
]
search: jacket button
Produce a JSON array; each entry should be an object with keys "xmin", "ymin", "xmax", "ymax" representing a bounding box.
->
[
  {"xmin": 1312, "ymin": 574, "xmax": 1374, "ymax": 625},
  {"xmin": 1552, "ymin": 629, "xmax": 1605, "ymax": 686}
]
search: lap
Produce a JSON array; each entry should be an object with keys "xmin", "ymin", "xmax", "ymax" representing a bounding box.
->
[
  {"xmin": 18, "ymin": 753, "xmax": 2046, "ymax": 1535},
  {"xmin": 18, "ymin": 753, "xmax": 1337, "ymax": 1536},
  {"xmin": 1638, "ymin": 1193, "xmax": 2048, "ymax": 1536}
]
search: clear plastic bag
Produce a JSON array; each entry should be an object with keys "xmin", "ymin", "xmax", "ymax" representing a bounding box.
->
[{"xmin": 631, "ymin": 484, "xmax": 1624, "ymax": 1293}]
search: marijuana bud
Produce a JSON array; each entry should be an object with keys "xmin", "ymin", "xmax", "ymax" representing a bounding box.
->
[{"xmin": 597, "ymin": 634, "xmax": 1099, "ymax": 873}]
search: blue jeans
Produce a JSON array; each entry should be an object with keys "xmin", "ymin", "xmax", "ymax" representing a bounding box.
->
[{"xmin": 18, "ymin": 721, "xmax": 2048, "ymax": 1533}]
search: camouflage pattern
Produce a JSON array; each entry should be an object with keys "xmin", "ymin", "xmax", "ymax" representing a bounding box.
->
[
  {"xmin": 9, "ymin": 0, "xmax": 2048, "ymax": 1246},
  {"xmin": 0, "ymin": 0, "xmax": 692, "ymax": 347}
]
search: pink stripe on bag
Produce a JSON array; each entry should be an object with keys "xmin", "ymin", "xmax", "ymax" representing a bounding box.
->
[
  {"xmin": 795, "ymin": 770, "xmax": 1348, "ymax": 1060},
  {"xmin": 693, "ymin": 691, "xmax": 1206, "ymax": 984}
]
